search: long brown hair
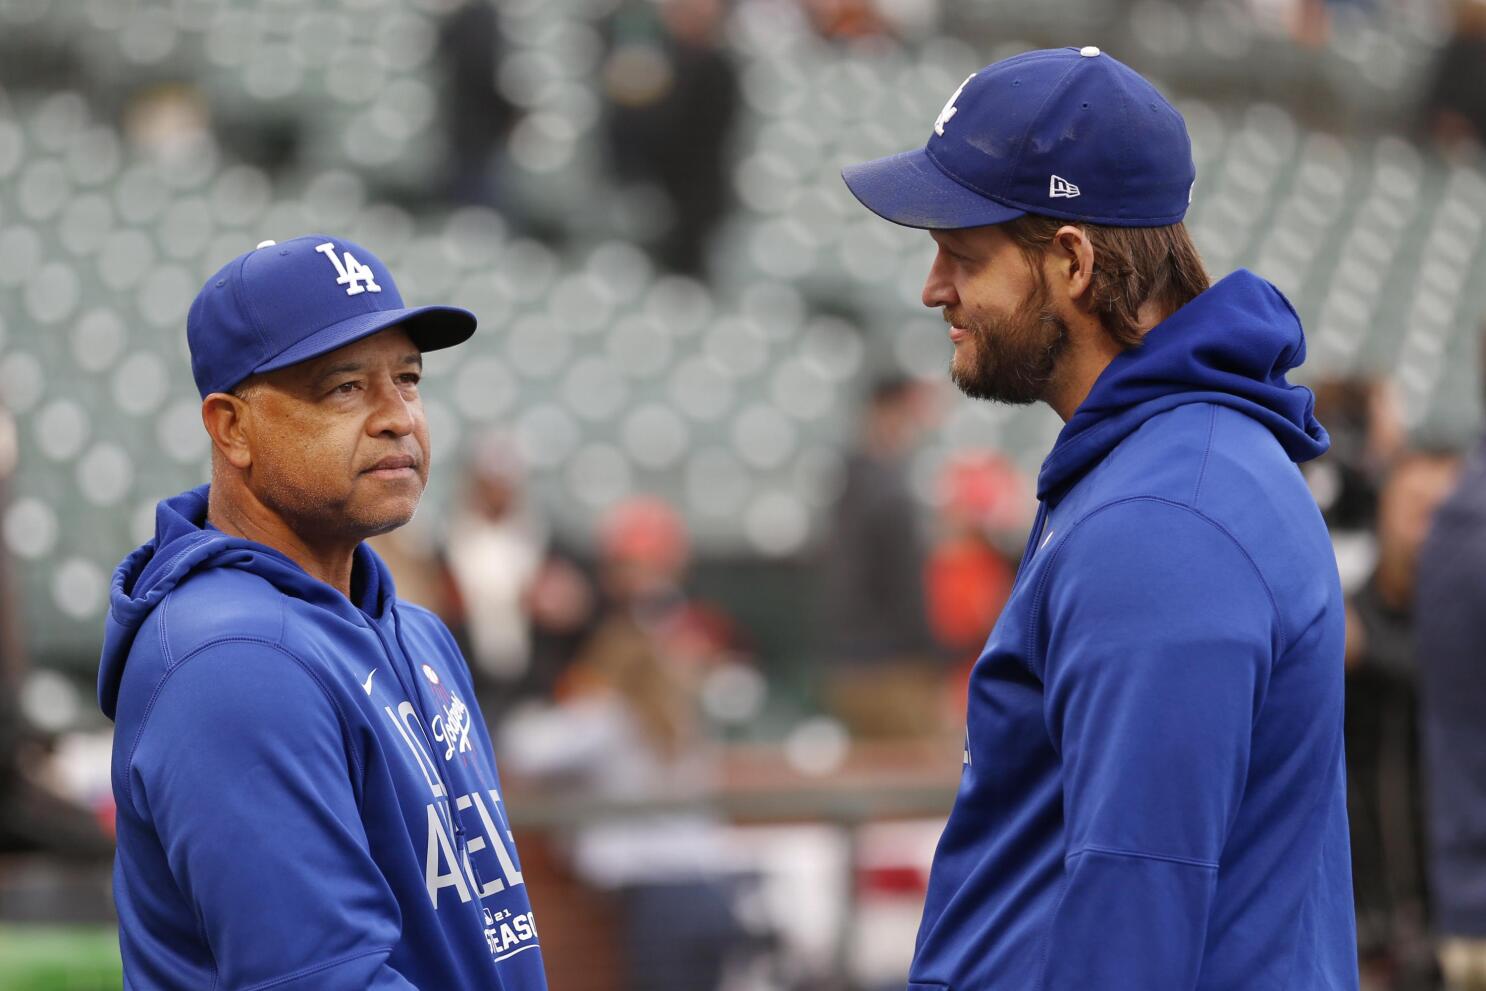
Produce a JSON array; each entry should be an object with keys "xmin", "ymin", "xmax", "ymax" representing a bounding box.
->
[{"xmin": 1002, "ymin": 215, "xmax": 1211, "ymax": 350}]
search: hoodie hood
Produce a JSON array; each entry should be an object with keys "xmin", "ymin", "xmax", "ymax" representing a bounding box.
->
[
  {"xmin": 98, "ymin": 484, "xmax": 394, "ymax": 720},
  {"xmin": 1037, "ymin": 269, "xmax": 1328, "ymax": 503}
]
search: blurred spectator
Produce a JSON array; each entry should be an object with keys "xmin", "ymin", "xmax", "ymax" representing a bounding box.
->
[
  {"xmin": 1307, "ymin": 377, "xmax": 1405, "ymax": 534},
  {"xmin": 0, "ymin": 397, "xmax": 24, "ymax": 847},
  {"xmin": 122, "ymin": 83, "xmax": 212, "ymax": 165},
  {"xmin": 442, "ymin": 432, "xmax": 596, "ymax": 719},
  {"xmin": 448, "ymin": 434, "xmax": 547, "ymax": 684},
  {"xmin": 1246, "ymin": 0, "xmax": 1380, "ymax": 48},
  {"xmin": 0, "ymin": 399, "xmax": 18, "ymax": 717},
  {"xmin": 819, "ymin": 376, "xmax": 945, "ymax": 740},
  {"xmin": 1418, "ymin": 389, "xmax": 1486, "ymax": 990},
  {"xmin": 600, "ymin": 0, "xmax": 740, "ymax": 275},
  {"xmin": 591, "ymin": 497, "xmax": 745, "ymax": 678},
  {"xmin": 1424, "ymin": 1, "xmax": 1486, "ymax": 157},
  {"xmin": 124, "ymin": 80, "xmax": 299, "ymax": 175},
  {"xmin": 1346, "ymin": 449, "xmax": 1460, "ymax": 990},
  {"xmin": 436, "ymin": 0, "xmax": 519, "ymax": 209},
  {"xmin": 502, "ymin": 496, "xmax": 750, "ymax": 991},
  {"xmin": 367, "ymin": 518, "xmax": 460, "ymax": 624},
  {"xmin": 0, "ymin": 397, "xmax": 111, "ymax": 860},
  {"xmin": 800, "ymin": 0, "xmax": 893, "ymax": 42},
  {"xmin": 923, "ymin": 453, "xmax": 1024, "ymax": 669}
]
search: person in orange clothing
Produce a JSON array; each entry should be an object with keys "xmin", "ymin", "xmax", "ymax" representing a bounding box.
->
[{"xmin": 925, "ymin": 453, "xmax": 1028, "ymax": 670}]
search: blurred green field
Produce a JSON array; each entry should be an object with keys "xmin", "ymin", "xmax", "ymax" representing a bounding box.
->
[{"xmin": 0, "ymin": 926, "xmax": 121, "ymax": 991}]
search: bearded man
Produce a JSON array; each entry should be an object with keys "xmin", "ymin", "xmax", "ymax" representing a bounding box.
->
[{"xmin": 843, "ymin": 47, "xmax": 1358, "ymax": 990}]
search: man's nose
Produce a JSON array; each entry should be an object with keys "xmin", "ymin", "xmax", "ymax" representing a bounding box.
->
[
  {"xmin": 922, "ymin": 248, "xmax": 958, "ymax": 310},
  {"xmin": 369, "ymin": 380, "xmax": 415, "ymax": 436}
]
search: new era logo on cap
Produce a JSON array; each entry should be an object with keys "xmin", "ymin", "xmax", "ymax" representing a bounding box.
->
[
  {"xmin": 1049, "ymin": 175, "xmax": 1081, "ymax": 199},
  {"xmin": 841, "ymin": 47, "xmax": 1196, "ymax": 230}
]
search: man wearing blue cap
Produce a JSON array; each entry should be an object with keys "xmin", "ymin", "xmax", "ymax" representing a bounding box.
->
[
  {"xmin": 98, "ymin": 236, "xmax": 548, "ymax": 990},
  {"xmin": 844, "ymin": 48, "xmax": 1358, "ymax": 989}
]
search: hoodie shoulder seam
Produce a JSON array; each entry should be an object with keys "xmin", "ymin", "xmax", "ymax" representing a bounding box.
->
[
  {"xmin": 1191, "ymin": 405, "xmax": 1218, "ymax": 505},
  {"xmin": 123, "ymin": 635, "xmax": 365, "ymax": 814},
  {"xmin": 151, "ymin": 568, "xmax": 287, "ymax": 670},
  {"xmin": 157, "ymin": 593, "xmax": 173, "ymax": 667},
  {"xmin": 1025, "ymin": 496, "xmax": 1286, "ymax": 665}
]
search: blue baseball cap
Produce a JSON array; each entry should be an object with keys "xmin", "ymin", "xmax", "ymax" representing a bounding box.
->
[
  {"xmin": 187, "ymin": 234, "xmax": 477, "ymax": 398},
  {"xmin": 842, "ymin": 46, "xmax": 1195, "ymax": 230}
]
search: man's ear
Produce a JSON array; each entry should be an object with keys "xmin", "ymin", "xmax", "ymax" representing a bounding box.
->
[
  {"xmin": 1051, "ymin": 225, "xmax": 1096, "ymax": 306},
  {"xmin": 201, "ymin": 392, "xmax": 254, "ymax": 470}
]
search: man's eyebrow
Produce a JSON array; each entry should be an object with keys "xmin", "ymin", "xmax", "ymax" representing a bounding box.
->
[
  {"xmin": 313, "ymin": 354, "xmax": 421, "ymax": 386},
  {"xmin": 314, "ymin": 361, "xmax": 363, "ymax": 385},
  {"xmin": 933, "ymin": 229, "xmax": 968, "ymax": 250}
]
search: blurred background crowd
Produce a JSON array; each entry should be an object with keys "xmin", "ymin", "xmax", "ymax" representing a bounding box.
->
[{"xmin": 1, "ymin": 0, "xmax": 1486, "ymax": 987}]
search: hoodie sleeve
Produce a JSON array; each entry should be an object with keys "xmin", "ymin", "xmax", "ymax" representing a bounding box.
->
[
  {"xmin": 126, "ymin": 640, "xmax": 419, "ymax": 991},
  {"xmin": 1036, "ymin": 500, "xmax": 1276, "ymax": 990}
]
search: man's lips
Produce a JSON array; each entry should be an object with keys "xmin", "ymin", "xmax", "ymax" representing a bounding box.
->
[
  {"xmin": 944, "ymin": 311, "xmax": 969, "ymax": 343},
  {"xmin": 363, "ymin": 455, "xmax": 418, "ymax": 476}
]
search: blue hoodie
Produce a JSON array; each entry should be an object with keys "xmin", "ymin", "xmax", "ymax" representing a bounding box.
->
[
  {"xmin": 907, "ymin": 271, "xmax": 1358, "ymax": 991},
  {"xmin": 99, "ymin": 486, "xmax": 547, "ymax": 991}
]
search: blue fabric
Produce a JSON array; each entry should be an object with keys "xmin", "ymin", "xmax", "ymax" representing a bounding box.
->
[
  {"xmin": 1416, "ymin": 439, "xmax": 1486, "ymax": 936},
  {"xmin": 843, "ymin": 47, "xmax": 1195, "ymax": 231},
  {"xmin": 188, "ymin": 234, "xmax": 475, "ymax": 397},
  {"xmin": 910, "ymin": 270, "xmax": 1358, "ymax": 990},
  {"xmin": 98, "ymin": 486, "xmax": 547, "ymax": 991}
]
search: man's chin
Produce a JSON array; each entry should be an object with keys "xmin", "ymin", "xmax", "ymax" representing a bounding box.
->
[
  {"xmin": 352, "ymin": 494, "xmax": 422, "ymax": 539},
  {"xmin": 950, "ymin": 359, "xmax": 1039, "ymax": 406}
]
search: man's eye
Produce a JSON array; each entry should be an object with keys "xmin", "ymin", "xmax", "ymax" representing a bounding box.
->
[
  {"xmin": 400, "ymin": 374, "xmax": 421, "ymax": 386},
  {"xmin": 334, "ymin": 382, "xmax": 360, "ymax": 394}
]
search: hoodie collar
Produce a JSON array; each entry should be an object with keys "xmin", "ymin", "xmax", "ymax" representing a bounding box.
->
[
  {"xmin": 1036, "ymin": 269, "xmax": 1329, "ymax": 503},
  {"xmin": 99, "ymin": 484, "xmax": 396, "ymax": 718}
]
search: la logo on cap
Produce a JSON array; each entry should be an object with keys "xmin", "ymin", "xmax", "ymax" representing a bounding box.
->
[
  {"xmin": 315, "ymin": 241, "xmax": 381, "ymax": 297},
  {"xmin": 935, "ymin": 73, "xmax": 975, "ymax": 137}
]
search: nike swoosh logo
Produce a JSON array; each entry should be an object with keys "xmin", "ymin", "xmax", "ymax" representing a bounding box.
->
[
  {"xmin": 362, "ymin": 669, "xmax": 376, "ymax": 695},
  {"xmin": 1039, "ymin": 529, "xmax": 1056, "ymax": 551}
]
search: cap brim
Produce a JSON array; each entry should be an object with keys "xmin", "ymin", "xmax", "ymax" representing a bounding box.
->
[
  {"xmin": 253, "ymin": 304, "xmax": 477, "ymax": 377},
  {"xmin": 842, "ymin": 147, "xmax": 1026, "ymax": 230}
]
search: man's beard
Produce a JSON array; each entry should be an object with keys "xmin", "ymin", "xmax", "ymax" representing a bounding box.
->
[{"xmin": 947, "ymin": 283, "xmax": 1069, "ymax": 406}]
